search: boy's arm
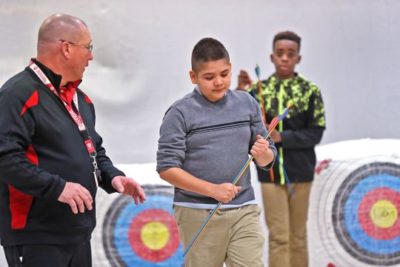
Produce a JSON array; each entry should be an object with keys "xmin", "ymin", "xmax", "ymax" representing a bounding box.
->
[
  {"xmin": 159, "ymin": 167, "xmax": 240, "ymax": 204},
  {"xmin": 248, "ymin": 95, "xmax": 277, "ymax": 169},
  {"xmin": 280, "ymin": 127, "xmax": 324, "ymax": 149},
  {"xmin": 280, "ymin": 89, "xmax": 326, "ymax": 149}
]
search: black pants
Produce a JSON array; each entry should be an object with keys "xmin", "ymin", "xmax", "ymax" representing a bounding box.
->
[{"xmin": 3, "ymin": 242, "xmax": 92, "ymax": 267}]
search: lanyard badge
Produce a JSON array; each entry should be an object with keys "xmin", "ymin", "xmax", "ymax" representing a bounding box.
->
[
  {"xmin": 90, "ymin": 152, "xmax": 101, "ymax": 187},
  {"xmin": 85, "ymin": 139, "xmax": 102, "ymax": 187}
]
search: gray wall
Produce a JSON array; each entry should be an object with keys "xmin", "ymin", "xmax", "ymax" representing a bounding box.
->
[{"xmin": 1, "ymin": 0, "xmax": 399, "ymax": 164}]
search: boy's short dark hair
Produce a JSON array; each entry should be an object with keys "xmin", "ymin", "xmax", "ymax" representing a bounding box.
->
[
  {"xmin": 273, "ymin": 31, "xmax": 301, "ymax": 51},
  {"xmin": 191, "ymin": 37, "xmax": 230, "ymax": 71}
]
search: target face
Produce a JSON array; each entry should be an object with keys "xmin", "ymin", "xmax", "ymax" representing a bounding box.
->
[
  {"xmin": 311, "ymin": 157, "xmax": 400, "ymax": 267},
  {"xmin": 332, "ymin": 162, "xmax": 400, "ymax": 265},
  {"xmin": 102, "ymin": 185, "xmax": 183, "ymax": 267}
]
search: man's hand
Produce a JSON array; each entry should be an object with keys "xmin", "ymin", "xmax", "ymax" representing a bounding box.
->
[
  {"xmin": 58, "ymin": 182, "xmax": 93, "ymax": 214},
  {"xmin": 237, "ymin": 70, "xmax": 252, "ymax": 90},
  {"xmin": 112, "ymin": 176, "xmax": 146, "ymax": 204}
]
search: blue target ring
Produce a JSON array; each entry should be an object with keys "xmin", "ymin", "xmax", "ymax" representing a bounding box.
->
[
  {"xmin": 102, "ymin": 185, "xmax": 184, "ymax": 267},
  {"xmin": 343, "ymin": 174, "xmax": 400, "ymax": 254}
]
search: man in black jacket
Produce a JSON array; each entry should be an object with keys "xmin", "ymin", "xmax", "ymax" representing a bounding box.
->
[{"xmin": 0, "ymin": 13, "xmax": 146, "ymax": 267}]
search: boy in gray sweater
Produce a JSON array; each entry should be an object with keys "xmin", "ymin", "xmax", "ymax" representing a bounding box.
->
[{"xmin": 157, "ymin": 37, "xmax": 276, "ymax": 267}]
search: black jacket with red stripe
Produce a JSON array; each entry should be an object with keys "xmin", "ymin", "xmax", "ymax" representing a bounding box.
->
[{"xmin": 0, "ymin": 60, "xmax": 123, "ymax": 246}]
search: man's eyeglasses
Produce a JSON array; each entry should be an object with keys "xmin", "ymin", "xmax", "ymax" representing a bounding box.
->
[{"xmin": 59, "ymin": 40, "xmax": 93, "ymax": 52}]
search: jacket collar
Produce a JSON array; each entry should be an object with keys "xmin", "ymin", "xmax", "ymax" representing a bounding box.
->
[{"xmin": 29, "ymin": 58, "xmax": 82, "ymax": 92}]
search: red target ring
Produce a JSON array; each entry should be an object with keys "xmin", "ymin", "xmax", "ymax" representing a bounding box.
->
[
  {"xmin": 128, "ymin": 209, "xmax": 180, "ymax": 262},
  {"xmin": 358, "ymin": 187, "xmax": 400, "ymax": 240}
]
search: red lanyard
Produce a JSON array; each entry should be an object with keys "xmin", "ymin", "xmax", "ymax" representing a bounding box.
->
[{"xmin": 29, "ymin": 61, "xmax": 100, "ymax": 185}]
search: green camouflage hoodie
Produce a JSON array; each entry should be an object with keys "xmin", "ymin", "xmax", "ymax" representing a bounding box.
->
[{"xmin": 248, "ymin": 73, "xmax": 326, "ymax": 184}]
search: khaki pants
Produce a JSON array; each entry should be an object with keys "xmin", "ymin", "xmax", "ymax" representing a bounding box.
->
[
  {"xmin": 261, "ymin": 182, "xmax": 312, "ymax": 267},
  {"xmin": 174, "ymin": 204, "xmax": 265, "ymax": 267}
]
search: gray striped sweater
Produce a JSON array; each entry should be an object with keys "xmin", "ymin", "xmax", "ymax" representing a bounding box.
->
[{"xmin": 157, "ymin": 88, "xmax": 276, "ymax": 209}]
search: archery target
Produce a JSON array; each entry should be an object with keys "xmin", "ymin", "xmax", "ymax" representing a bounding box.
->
[
  {"xmin": 332, "ymin": 162, "xmax": 400, "ymax": 265},
  {"xmin": 309, "ymin": 149, "xmax": 400, "ymax": 267},
  {"xmin": 93, "ymin": 184, "xmax": 184, "ymax": 267}
]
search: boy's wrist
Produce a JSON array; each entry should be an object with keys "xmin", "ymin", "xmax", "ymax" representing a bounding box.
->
[
  {"xmin": 255, "ymin": 149, "xmax": 275, "ymax": 167},
  {"xmin": 203, "ymin": 182, "xmax": 216, "ymax": 199}
]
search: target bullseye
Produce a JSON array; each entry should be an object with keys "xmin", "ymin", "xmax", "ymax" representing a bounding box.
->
[
  {"xmin": 358, "ymin": 187, "xmax": 399, "ymax": 240},
  {"xmin": 129, "ymin": 209, "xmax": 179, "ymax": 262},
  {"xmin": 141, "ymin": 221, "xmax": 170, "ymax": 250},
  {"xmin": 370, "ymin": 200, "xmax": 397, "ymax": 229},
  {"xmin": 101, "ymin": 185, "xmax": 184, "ymax": 267}
]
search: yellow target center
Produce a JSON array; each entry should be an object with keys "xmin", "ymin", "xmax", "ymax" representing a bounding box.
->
[
  {"xmin": 140, "ymin": 222, "xmax": 170, "ymax": 250},
  {"xmin": 369, "ymin": 200, "xmax": 398, "ymax": 228}
]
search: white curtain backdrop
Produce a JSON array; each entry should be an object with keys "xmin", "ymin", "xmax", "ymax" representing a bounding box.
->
[{"xmin": 1, "ymin": 0, "xmax": 400, "ymax": 164}]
